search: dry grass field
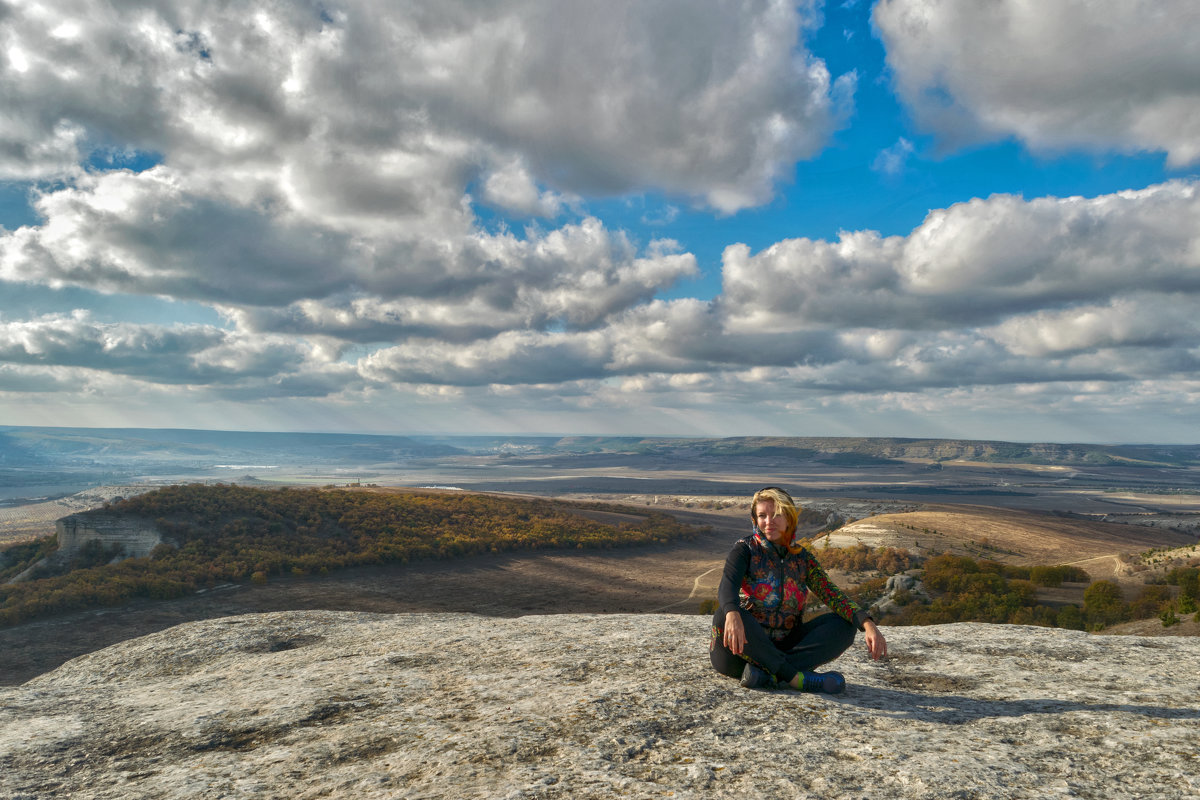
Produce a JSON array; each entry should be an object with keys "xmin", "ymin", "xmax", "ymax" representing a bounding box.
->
[
  {"xmin": 0, "ymin": 501, "xmax": 71, "ymax": 542},
  {"xmin": 0, "ymin": 486, "xmax": 134, "ymax": 544},
  {"xmin": 826, "ymin": 504, "xmax": 1195, "ymax": 580}
]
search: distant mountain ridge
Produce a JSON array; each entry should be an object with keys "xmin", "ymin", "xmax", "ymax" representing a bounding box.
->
[
  {"xmin": 0, "ymin": 427, "xmax": 467, "ymax": 495},
  {"xmin": 417, "ymin": 434, "xmax": 1200, "ymax": 467},
  {"xmin": 4, "ymin": 427, "xmax": 1199, "ymax": 473}
]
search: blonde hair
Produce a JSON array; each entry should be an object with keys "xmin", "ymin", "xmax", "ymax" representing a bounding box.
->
[{"xmin": 750, "ymin": 486, "xmax": 809, "ymax": 551}]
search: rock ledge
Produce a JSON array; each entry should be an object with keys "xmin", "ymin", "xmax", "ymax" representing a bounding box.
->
[{"xmin": 2, "ymin": 611, "xmax": 1198, "ymax": 799}]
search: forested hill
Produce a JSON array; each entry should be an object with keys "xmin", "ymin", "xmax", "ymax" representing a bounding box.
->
[{"xmin": 0, "ymin": 485, "xmax": 700, "ymax": 627}]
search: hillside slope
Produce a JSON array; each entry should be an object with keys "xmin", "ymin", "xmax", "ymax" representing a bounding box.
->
[{"xmin": 827, "ymin": 504, "xmax": 1195, "ymax": 571}]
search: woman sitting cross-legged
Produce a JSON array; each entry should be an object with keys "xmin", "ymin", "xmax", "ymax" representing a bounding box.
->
[{"xmin": 710, "ymin": 486, "xmax": 888, "ymax": 693}]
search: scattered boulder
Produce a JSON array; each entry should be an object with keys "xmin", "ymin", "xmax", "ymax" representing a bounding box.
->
[
  {"xmin": 871, "ymin": 571, "xmax": 928, "ymax": 616},
  {"xmin": 886, "ymin": 573, "xmax": 917, "ymax": 593}
]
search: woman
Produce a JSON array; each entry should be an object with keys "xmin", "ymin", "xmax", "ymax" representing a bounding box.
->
[{"xmin": 710, "ymin": 486, "xmax": 887, "ymax": 693}]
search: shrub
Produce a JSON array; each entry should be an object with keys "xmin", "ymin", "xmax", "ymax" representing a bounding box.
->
[
  {"xmin": 1056, "ymin": 605, "xmax": 1085, "ymax": 630},
  {"xmin": 1129, "ymin": 584, "xmax": 1173, "ymax": 620},
  {"xmin": 849, "ymin": 576, "xmax": 888, "ymax": 605},
  {"xmin": 818, "ymin": 544, "xmax": 920, "ymax": 574},
  {"xmin": 1165, "ymin": 567, "xmax": 1199, "ymax": 600},
  {"xmin": 1083, "ymin": 580, "xmax": 1129, "ymax": 629},
  {"xmin": 1029, "ymin": 565, "xmax": 1091, "ymax": 587}
]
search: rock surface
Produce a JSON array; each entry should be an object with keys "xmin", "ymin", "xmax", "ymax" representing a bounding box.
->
[
  {"xmin": 2, "ymin": 611, "xmax": 1198, "ymax": 799},
  {"xmin": 55, "ymin": 512, "xmax": 166, "ymax": 559}
]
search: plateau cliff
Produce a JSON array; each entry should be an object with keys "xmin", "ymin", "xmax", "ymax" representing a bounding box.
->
[
  {"xmin": 54, "ymin": 512, "xmax": 166, "ymax": 559},
  {"xmin": 2, "ymin": 612, "xmax": 1197, "ymax": 799}
]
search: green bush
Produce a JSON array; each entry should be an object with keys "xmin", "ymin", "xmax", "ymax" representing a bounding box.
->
[
  {"xmin": 1056, "ymin": 605, "xmax": 1085, "ymax": 630},
  {"xmin": 1165, "ymin": 567, "xmax": 1199, "ymax": 600},
  {"xmin": 1029, "ymin": 564, "xmax": 1091, "ymax": 587},
  {"xmin": 1083, "ymin": 580, "xmax": 1129, "ymax": 630}
]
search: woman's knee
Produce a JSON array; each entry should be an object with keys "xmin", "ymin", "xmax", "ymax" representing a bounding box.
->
[{"xmin": 709, "ymin": 638, "xmax": 746, "ymax": 678}]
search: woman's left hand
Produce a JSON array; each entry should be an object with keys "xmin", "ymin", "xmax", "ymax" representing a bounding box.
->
[{"xmin": 862, "ymin": 619, "xmax": 888, "ymax": 660}]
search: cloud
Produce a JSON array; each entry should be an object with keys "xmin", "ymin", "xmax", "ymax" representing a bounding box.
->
[
  {"xmin": 3, "ymin": 178, "xmax": 1198, "ymax": 410},
  {"xmin": 1, "ymin": 0, "xmax": 824, "ymax": 351},
  {"xmin": 349, "ymin": 179, "xmax": 1200, "ymax": 392},
  {"xmin": 0, "ymin": 0, "xmax": 845, "ymax": 209},
  {"xmin": 478, "ymin": 159, "xmax": 569, "ymax": 218},
  {"xmin": 0, "ymin": 364, "xmax": 78, "ymax": 394},
  {"xmin": 988, "ymin": 295, "xmax": 1200, "ymax": 358},
  {"xmin": 874, "ymin": 0, "xmax": 1200, "ymax": 164},
  {"xmin": 720, "ymin": 180, "xmax": 1200, "ymax": 331},
  {"xmin": 1, "ymin": 0, "xmax": 1198, "ymax": 439},
  {"xmin": 0, "ymin": 311, "xmax": 355, "ymax": 397},
  {"xmin": 0, "ymin": 168, "xmax": 696, "ymax": 334},
  {"xmin": 871, "ymin": 137, "xmax": 914, "ymax": 175},
  {"xmin": 1, "ymin": 170, "xmax": 361, "ymax": 306},
  {"xmin": 218, "ymin": 219, "xmax": 698, "ymax": 341}
]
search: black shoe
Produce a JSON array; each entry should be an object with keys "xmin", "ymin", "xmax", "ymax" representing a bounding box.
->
[
  {"xmin": 798, "ymin": 670, "xmax": 845, "ymax": 694},
  {"xmin": 740, "ymin": 663, "xmax": 773, "ymax": 689}
]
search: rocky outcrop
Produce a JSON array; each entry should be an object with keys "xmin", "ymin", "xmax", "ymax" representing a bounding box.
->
[
  {"xmin": 54, "ymin": 512, "xmax": 165, "ymax": 559},
  {"xmin": 2, "ymin": 612, "xmax": 1198, "ymax": 799},
  {"xmin": 6, "ymin": 512, "xmax": 167, "ymax": 583},
  {"xmin": 871, "ymin": 572, "xmax": 929, "ymax": 616}
]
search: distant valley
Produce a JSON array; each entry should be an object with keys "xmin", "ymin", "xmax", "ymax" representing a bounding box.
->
[
  {"xmin": 4, "ymin": 425, "xmax": 1200, "ymax": 505},
  {"xmin": 2, "ymin": 427, "xmax": 1198, "ymax": 684}
]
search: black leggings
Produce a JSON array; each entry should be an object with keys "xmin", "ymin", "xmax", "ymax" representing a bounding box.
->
[{"xmin": 710, "ymin": 608, "xmax": 856, "ymax": 684}]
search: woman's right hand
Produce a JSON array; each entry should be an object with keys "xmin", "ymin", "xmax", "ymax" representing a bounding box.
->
[{"xmin": 723, "ymin": 610, "xmax": 746, "ymax": 654}]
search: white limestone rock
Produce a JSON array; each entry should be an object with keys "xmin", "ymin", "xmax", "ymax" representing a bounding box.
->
[{"xmin": 2, "ymin": 611, "xmax": 1198, "ymax": 799}]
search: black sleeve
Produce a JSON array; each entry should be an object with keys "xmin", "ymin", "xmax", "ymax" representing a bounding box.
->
[{"xmin": 717, "ymin": 540, "xmax": 751, "ymax": 615}]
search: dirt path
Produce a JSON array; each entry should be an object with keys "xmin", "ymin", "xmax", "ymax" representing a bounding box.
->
[
  {"xmin": 1062, "ymin": 554, "xmax": 1124, "ymax": 582},
  {"xmin": 648, "ymin": 562, "xmax": 724, "ymax": 613}
]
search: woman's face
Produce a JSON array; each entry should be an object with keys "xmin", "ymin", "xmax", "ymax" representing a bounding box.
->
[{"xmin": 754, "ymin": 499, "xmax": 790, "ymax": 544}]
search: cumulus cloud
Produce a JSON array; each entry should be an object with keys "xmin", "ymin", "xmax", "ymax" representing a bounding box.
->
[
  {"xmin": 0, "ymin": 311, "xmax": 354, "ymax": 396},
  {"xmin": 347, "ymin": 180, "xmax": 1200, "ymax": 394},
  {"xmin": 988, "ymin": 295, "xmax": 1200, "ymax": 358},
  {"xmin": 478, "ymin": 159, "xmax": 570, "ymax": 218},
  {"xmin": 1, "ymin": 169, "xmax": 360, "ymax": 305},
  {"xmin": 1, "ymin": 0, "xmax": 1198, "ymax": 437},
  {"xmin": 874, "ymin": 0, "xmax": 1200, "ymax": 164},
  {"xmin": 217, "ymin": 219, "xmax": 698, "ymax": 341},
  {"xmin": 4, "ymin": 171, "xmax": 1199, "ymax": 415},
  {"xmin": 0, "ymin": 0, "xmax": 844, "ymax": 208},
  {"xmin": 1, "ymin": 0, "xmax": 827, "ymax": 354},
  {"xmin": 720, "ymin": 180, "xmax": 1200, "ymax": 331}
]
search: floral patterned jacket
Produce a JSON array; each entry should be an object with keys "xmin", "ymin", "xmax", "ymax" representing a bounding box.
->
[{"xmin": 717, "ymin": 531, "xmax": 871, "ymax": 641}]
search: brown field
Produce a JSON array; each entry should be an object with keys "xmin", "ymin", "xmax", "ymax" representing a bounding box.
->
[
  {"xmin": 830, "ymin": 505, "xmax": 1195, "ymax": 576},
  {"xmin": 1102, "ymin": 615, "xmax": 1200, "ymax": 637}
]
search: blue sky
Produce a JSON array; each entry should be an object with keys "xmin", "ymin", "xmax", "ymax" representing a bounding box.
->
[{"xmin": 1, "ymin": 1, "xmax": 1198, "ymax": 442}]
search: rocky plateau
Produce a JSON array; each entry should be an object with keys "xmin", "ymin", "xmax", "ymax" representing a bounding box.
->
[{"xmin": 2, "ymin": 611, "xmax": 1198, "ymax": 799}]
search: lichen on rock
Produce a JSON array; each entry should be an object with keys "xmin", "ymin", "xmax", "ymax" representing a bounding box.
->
[{"xmin": 2, "ymin": 611, "xmax": 1198, "ymax": 799}]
